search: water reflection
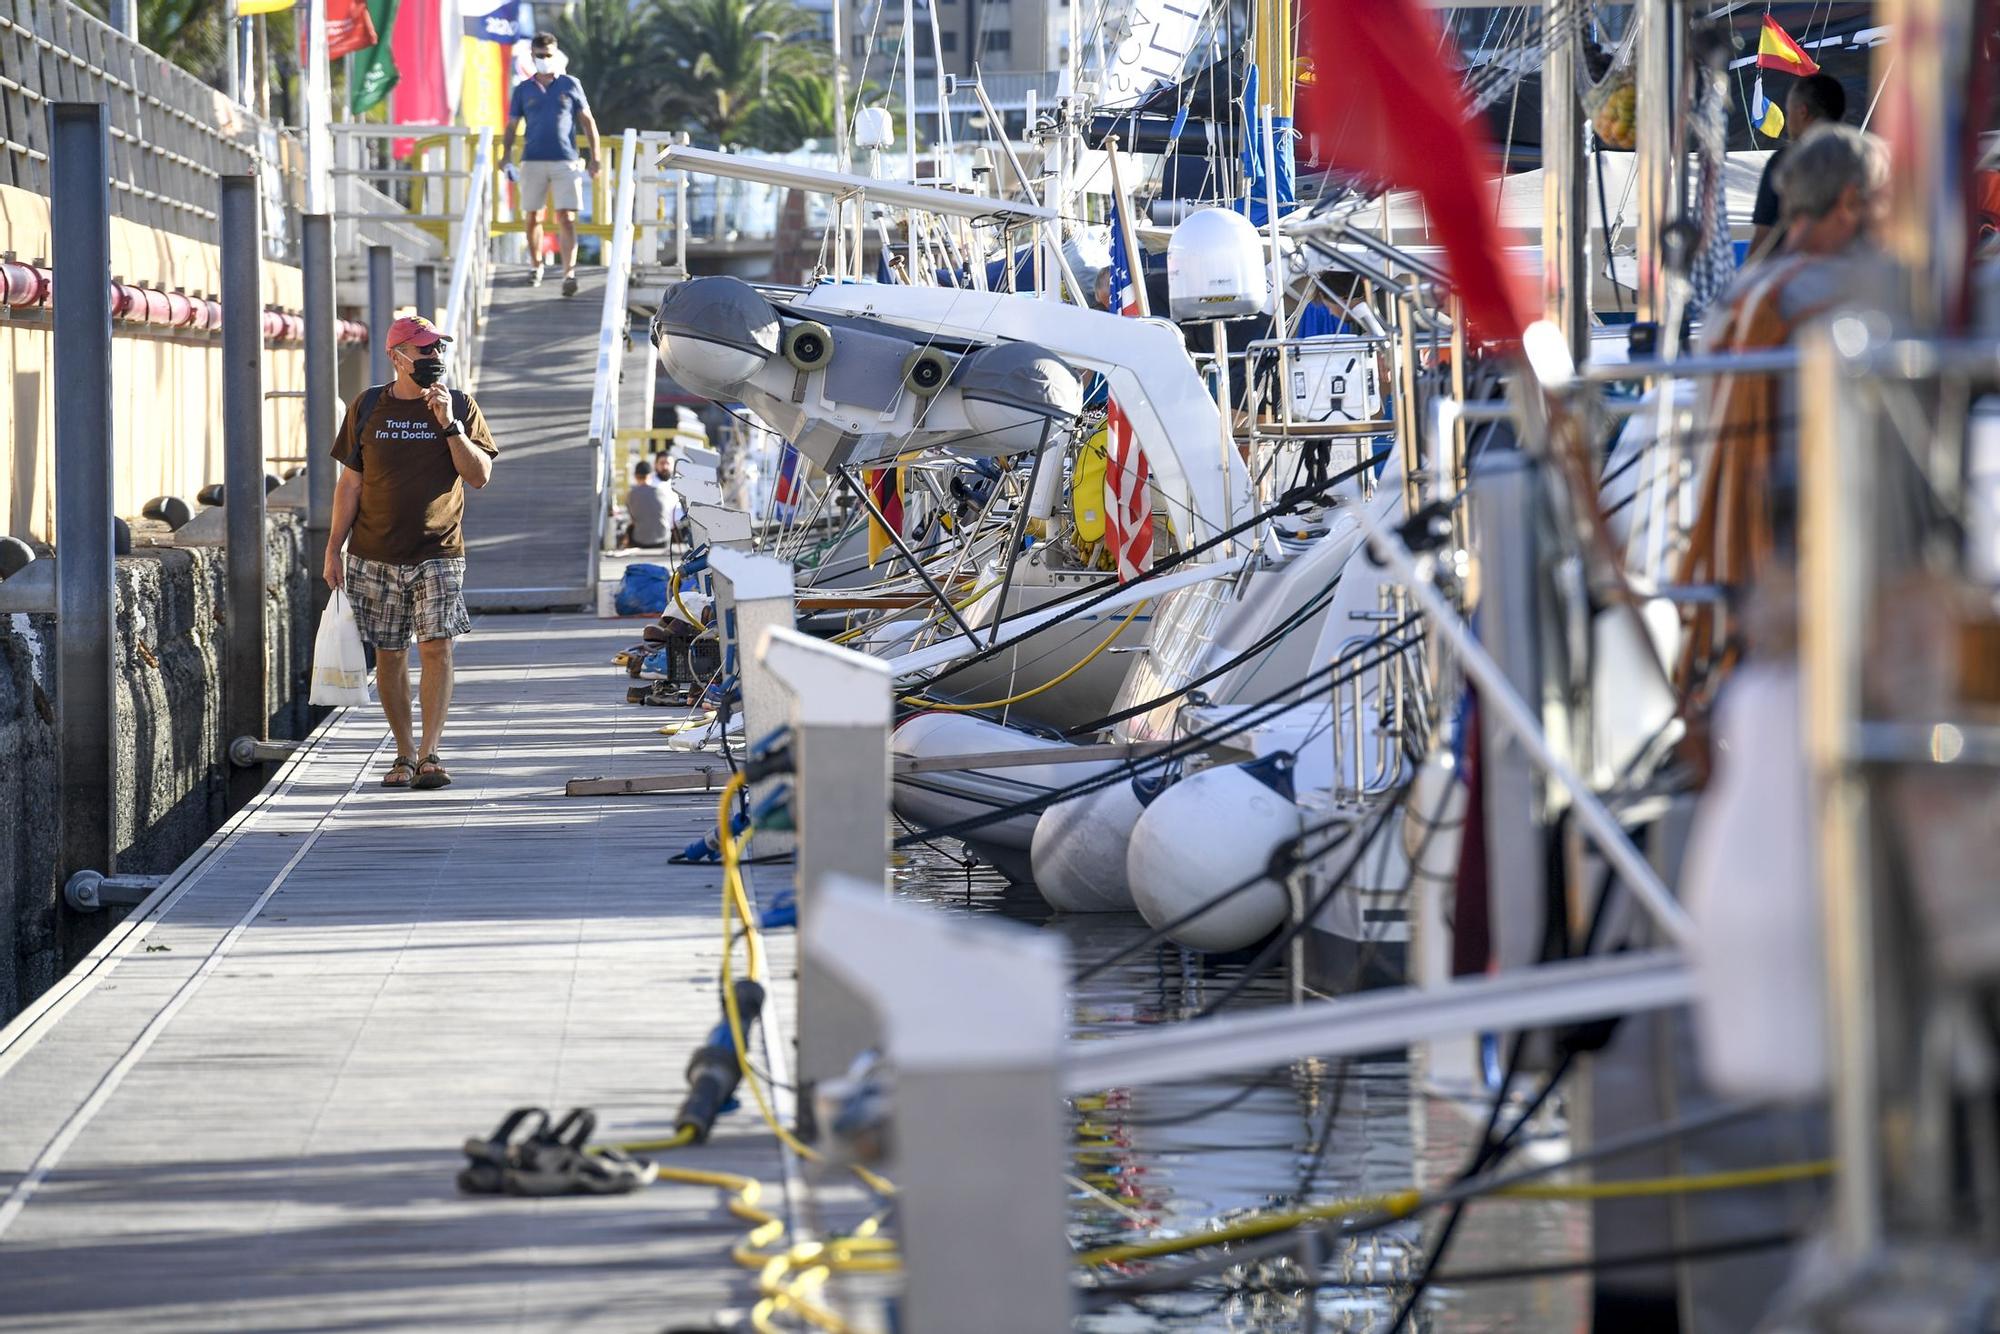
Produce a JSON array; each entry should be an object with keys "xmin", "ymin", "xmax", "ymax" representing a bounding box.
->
[{"xmin": 891, "ymin": 844, "xmax": 1587, "ymax": 1332}]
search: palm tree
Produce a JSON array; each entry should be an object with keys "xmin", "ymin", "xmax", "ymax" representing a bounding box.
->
[
  {"xmin": 651, "ymin": 0, "xmax": 823, "ymax": 147},
  {"xmin": 742, "ymin": 69, "xmax": 837, "ymax": 151},
  {"xmin": 78, "ymin": 0, "xmax": 229, "ymax": 83},
  {"xmin": 549, "ymin": 0, "xmax": 669, "ymax": 135}
]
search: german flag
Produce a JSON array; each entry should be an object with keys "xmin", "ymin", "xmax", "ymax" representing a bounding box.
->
[{"xmin": 1755, "ymin": 15, "xmax": 1821, "ymax": 78}]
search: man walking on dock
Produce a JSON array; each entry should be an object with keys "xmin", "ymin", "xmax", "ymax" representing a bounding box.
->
[
  {"xmin": 323, "ymin": 317, "xmax": 500, "ymax": 790},
  {"xmin": 503, "ymin": 31, "xmax": 602, "ymax": 297}
]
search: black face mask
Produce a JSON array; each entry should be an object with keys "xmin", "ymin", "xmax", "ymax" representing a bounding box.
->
[{"xmin": 409, "ymin": 354, "xmax": 446, "ymax": 388}]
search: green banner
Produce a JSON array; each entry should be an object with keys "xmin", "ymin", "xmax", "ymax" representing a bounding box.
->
[{"xmin": 348, "ymin": 0, "xmax": 402, "ymax": 115}]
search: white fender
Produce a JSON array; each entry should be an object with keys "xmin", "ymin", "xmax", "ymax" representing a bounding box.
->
[
  {"xmin": 1030, "ymin": 780, "xmax": 1147, "ymax": 913},
  {"xmin": 1128, "ymin": 764, "xmax": 1303, "ymax": 951}
]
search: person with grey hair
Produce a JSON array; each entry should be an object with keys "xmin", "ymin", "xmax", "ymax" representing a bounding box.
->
[
  {"xmin": 1771, "ymin": 122, "xmax": 1890, "ymax": 258},
  {"xmin": 1677, "ymin": 123, "xmax": 1896, "ymax": 688}
]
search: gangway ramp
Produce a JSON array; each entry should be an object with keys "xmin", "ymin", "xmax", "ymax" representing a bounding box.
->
[{"xmin": 463, "ymin": 267, "xmax": 609, "ymax": 611}]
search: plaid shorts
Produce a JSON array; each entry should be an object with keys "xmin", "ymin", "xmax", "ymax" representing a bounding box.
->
[{"xmin": 344, "ymin": 555, "xmax": 471, "ymax": 648}]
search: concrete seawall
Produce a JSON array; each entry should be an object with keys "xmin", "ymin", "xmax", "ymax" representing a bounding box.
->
[{"xmin": 0, "ymin": 513, "xmax": 314, "ymax": 1022}]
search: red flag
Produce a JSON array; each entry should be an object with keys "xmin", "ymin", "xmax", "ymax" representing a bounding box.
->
[
  {"xmin": 300, "ymin": 0, "xmax": 379, "ymax": 64},
  {"xmin": 1296, "ymin": 0, "xmax": 1527, "ymax": 343}
]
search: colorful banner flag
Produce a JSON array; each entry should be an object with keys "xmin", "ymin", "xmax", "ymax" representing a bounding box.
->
[
  {"xmin": 1752, "ymin": 75, "xmax": 1784, "ymax": 138},
  {"xmin": 347, "ymin": 0, "xmax": 401, "ymax": 114},
  {"xmin": 1295, "ymin": 0, "xmax": 1527, "ymax": 343},
  {"xmin": 392, "ymin": 0, "xmax": 457, "ymax": 137},
  {"xmin": 864, "ymin": 467, "xmax": 905, "ymax": 567},
  {"xmin": 459, "ymin": 0, "xmax": 519, "ymax": 42},
  {"xmin": 238, "ymin": 0, "xmax": 299, "ymax": 15},
  {"xmin": 300, "ymin": 0, "xmax": 378, "ymax": 66},
  {"xmin": 1103, "ymin": 193, "xmax": 1154, "ymax": 583},
  {"xmin": 1756, "ymin": 15, "xmax": 1821, "ymax": 77},
  {"xmin": 458, "ymin": 32, "xmax": 510, "ymax": 132}
]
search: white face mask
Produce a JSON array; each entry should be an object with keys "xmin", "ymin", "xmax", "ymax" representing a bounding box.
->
[{"xmin": 532, "ymin": 55, "xmax": 556, "ymax": 74}]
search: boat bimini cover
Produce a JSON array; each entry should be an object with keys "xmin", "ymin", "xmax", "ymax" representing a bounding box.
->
[{"xmin": 955, "ymin": 341, "xmax": 1084, "ymax": 422}]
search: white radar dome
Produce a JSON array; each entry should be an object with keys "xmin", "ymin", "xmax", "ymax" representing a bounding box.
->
[
  {"xmin": 1167, "ymin": 207, "xmax": 1269, "ymax": 321},
  {"xmin": 853, "ymin": 106, "xmax": 895, "ymax": 150}
]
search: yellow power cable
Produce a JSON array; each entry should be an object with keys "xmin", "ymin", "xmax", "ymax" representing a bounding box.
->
[
  {"xmin": 1072, "ymin": 1159, "xmax": 1836, "ymax": 1267},
  {"xmin": 828, "ymin": 576, "xmax": 1001, "ymax": 647},
  {"xmin": 594, "ymin": 787, "xmax": 1834, "ymax": 1328},
  {"xmin": 599, "ymin": 1126, "xmax": 698, "ymax": 1155},
  {"xmin": 906, "ymin": 600, "xmax": 1146, "ymax": 713},
  {"xmin": 716, "ymin": 775, "xmax": 899, "ymax": 1198},
  {"xmin": 1497, "ymin": 1158, "xmax": 1832, "ymax": 1201}
]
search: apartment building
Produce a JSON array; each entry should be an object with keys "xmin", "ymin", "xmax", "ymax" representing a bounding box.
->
[{"xmin": 841, "ymin": 0, "xmax": 1076, "ymax": 92}]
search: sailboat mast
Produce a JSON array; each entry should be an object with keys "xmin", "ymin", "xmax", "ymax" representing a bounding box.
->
[
  {"xmin": 904, "ymin": 0, "xmax": 920, "ymax": 279},
  {"xmin": 1543, "ymin": 0, "xmax": 1588, "ymax": 359},
  {"xmin": 1634, "ymin": 0, "xmax": 1683, "ymax": 322}
]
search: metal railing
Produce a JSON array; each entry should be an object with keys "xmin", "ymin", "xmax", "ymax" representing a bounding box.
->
[
  {"xmin": 0, "ymin": 0, "xmax": 298, "ymax": 257},
  {"xmin": 441, "ymin": 128, "xmax": 494, "ymax": 387},
  {"xmin": 589, "ymin": 127, "xmax": 641, "ymax": 563},
  {"xmin": 328, "ymin": 123, "xmax": 469, "ymax": 261}
]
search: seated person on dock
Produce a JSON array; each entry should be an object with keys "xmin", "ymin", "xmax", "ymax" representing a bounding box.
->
[
  {"xmin": 624, "ymin": 459, "xmax": 668, "ymax": 549},
  {"xmin": 324, "ymin": 316, "xmax": 500, "ymax": 792}
]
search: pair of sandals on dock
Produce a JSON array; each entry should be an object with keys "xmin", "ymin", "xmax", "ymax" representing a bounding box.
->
[
  {"xmin": 458, "ymin": 1106, "xmax": 658, "ymax": 1197},
  {"xmin": 382, "ymin": 754, "xmax": 451, "ymax": 789}
]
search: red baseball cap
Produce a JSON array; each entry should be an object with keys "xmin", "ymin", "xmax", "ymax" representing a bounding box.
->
[{"xmin": 386, "ymin": 315, "xmax": 452, "ymax": 349}]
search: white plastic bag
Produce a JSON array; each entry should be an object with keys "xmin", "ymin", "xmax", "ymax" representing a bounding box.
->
[{"xmin": 309, "ymin": 589, "xmax": 372, "ymax": 706}]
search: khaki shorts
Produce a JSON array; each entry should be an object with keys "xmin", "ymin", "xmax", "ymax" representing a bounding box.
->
[
  {"xmin": 345, "ymin": 555, "xmax": 471, "ymax": 648},
  {"xmin": 519, "ymin": 158, "xmax": 588, "ymax": 214}
]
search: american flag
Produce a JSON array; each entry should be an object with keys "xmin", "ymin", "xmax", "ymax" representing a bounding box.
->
[
  {"xmin": 1103, "ymin": 195, "xmax": 1153, "ymax": 583},
  {"xmin": 772, "ymin": 443, "xmax": 801, "ymax": 524}
]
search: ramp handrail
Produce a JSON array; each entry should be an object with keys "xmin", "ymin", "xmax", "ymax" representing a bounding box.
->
[
  {"xmin": 590, "ymin": 128, "xmax": 642, "ymax": 557},
  {"xmin": 442, "ymin": 128, "xmax": 495, "ymax": 387}
]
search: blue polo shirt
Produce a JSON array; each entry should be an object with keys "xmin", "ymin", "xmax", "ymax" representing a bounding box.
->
[{"xmin": 509, "ymin": 75, "xmax": 590, "ymax": 161}]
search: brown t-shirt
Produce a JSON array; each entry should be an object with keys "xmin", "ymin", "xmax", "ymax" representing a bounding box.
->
[{"xmin": 331, "ymin": 387, "xmax": 499, "ymax": 563}]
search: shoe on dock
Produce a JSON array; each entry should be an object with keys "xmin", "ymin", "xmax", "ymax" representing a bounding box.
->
[{"xmin": 458, "ymin": 1106, "xmax": 658, "ymax": 1197}]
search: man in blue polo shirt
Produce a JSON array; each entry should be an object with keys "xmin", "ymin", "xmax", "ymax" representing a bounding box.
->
[{"xmin": 503, "ymin": 31, "xmax": 602, "ymax": 296}]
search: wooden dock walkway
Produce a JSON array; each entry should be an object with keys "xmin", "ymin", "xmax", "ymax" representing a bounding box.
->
[{"xmin": 0, "ymin": 612, "xmax": 796, "ymax": 1332}]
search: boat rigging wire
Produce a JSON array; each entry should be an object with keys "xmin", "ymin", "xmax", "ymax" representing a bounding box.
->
[
  {"xmin": 910, "ymin": 447, "xmax": 1395, "ymax": 698},
  {"xmin": 892, "ymin": 632, "xmax": 1421, "ymax": 848}
]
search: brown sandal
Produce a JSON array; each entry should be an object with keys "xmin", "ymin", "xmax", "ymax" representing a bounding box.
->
[
  {"xmin": 383, "ymin": 756, "xmax": 417, "ymax": 788},
  {"xmin": 412, "ymin": 753, "xmax": 452, "ymax": 790}
]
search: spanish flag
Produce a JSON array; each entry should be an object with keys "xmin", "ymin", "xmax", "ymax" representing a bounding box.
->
[{"xmin": 1756, "ymin": 15, "xmax": 1821, "ymax": 78}]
